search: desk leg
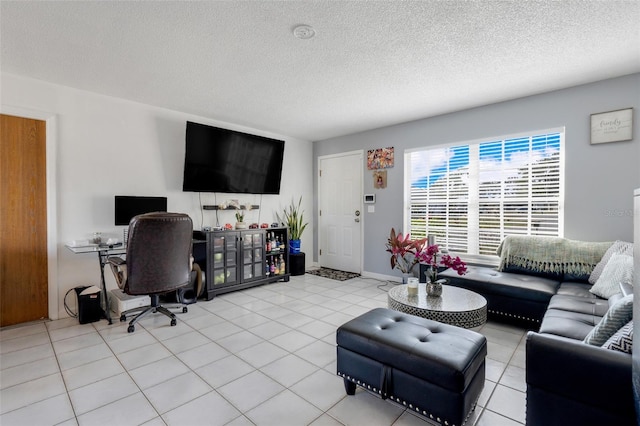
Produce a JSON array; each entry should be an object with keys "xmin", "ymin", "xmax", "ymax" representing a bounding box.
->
[{"xmin": 97, "ymin": 251, "xmax": 113, "ymax": 325}]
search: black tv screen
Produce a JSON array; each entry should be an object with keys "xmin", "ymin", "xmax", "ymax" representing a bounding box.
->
[
  {"xmin": 114, "ymin": 196, "xmax": 168, "ymax": 226},
  {"xmin": 182, "ymin": 121, "xmax": 285, "ymax": 194}
]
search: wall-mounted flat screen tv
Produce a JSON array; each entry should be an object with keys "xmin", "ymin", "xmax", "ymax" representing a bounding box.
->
[
  {"xmin": 182, "ymin": 121, "xmax": 285, "ymax": 194},
  {"xmin": 114, "ymin": 195, "xmax": 168, "ymax": 226}
]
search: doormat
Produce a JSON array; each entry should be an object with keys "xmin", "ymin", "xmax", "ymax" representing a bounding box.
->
[{"xmin": 306, "ymin": 267, "xmax": 360, "ymax": 281}]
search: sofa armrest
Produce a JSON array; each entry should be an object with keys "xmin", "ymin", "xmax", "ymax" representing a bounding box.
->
[
  {"xmin": 620, "ymin": 281, "xmax": 633, "ymax": 297},
  {"xmin": 526, "ymin": 331, "xmax": 633, "ymax": 412}
]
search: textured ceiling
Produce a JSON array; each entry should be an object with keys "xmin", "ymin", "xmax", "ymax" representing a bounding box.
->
[{"xmin": 1, "ymin": 1, "xmax": 639, "ymax": 141}]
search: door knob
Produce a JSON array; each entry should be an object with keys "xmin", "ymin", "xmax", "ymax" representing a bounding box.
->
[
  {"xmin": 355, "ymin": 218, "xmax": 360, "ymax": 223},
  {"xmin": 355, "ymin": 210, "xmax": 361, "ymax": 216}
]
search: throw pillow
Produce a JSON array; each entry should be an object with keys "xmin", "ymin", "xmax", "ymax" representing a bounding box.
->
[
  {"xmin": 589, "ymin": 254, "xmax": 634, "ymax": 299},
  {"xmin": 602, "ymin": 320, "xmax": 633, "ymax": 354},
  {"xmin": 589, "ymin": 240, "xmax": 633, "ymax": 284},
  {"xmin": 584, "ymin": 294, "xmax": 633, "ymax": 346}
]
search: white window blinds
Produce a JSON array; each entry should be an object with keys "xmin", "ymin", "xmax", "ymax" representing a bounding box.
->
[{"xmin": 406, "ymin": 130, "xmax": 563, "ymax": 256}]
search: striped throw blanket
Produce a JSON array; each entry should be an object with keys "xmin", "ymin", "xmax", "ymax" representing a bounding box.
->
[{"xmin": 497, "ymin": 236, "xmax": 612, "ymax": 277}]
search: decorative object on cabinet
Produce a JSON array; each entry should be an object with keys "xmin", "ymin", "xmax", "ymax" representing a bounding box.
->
[{"xmin": 235, "ymin": 210, "xmax": 246, "ymax": 229}]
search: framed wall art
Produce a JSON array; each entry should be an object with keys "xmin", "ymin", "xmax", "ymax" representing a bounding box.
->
[
  {"xmin": 373, "ymin": 170, "xmax": 387, "ymax": 189},
  {"xmin": 590, "ymin": 108, "xmax": 633, "ymax": 144},
  {"xmin": 367, "ymin": 147, "xmax": 394, "ymax": 169}
]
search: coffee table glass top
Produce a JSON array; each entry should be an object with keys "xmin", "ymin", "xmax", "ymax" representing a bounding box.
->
[
  {"xmin": 388, "ymin": 284, "xmax": 486, "ymax": 312},
  {"xmin": 387, "ymin": 284, "xmax": 487, "ymax": 328}
]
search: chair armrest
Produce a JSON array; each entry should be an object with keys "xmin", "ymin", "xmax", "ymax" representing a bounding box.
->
[{"xmin": 526, "ymin": 331, "xmax": 633, "ymax": 411}]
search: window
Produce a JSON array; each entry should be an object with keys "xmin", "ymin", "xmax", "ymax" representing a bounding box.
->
[{"xmin": 406, "ymin": 129, "xmax": 564, "ymax": 258}]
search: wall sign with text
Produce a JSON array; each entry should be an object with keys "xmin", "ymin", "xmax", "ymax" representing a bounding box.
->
[{"xmin": 590, "ymin": 108, "xmax": 633, "ymax": 144}]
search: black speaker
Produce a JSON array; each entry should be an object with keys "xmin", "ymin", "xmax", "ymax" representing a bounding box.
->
[{"xmin": 75, "ymin": 286, "xmax": 103, "ymax": 324}]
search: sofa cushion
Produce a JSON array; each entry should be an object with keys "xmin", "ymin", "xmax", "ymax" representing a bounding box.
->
[
  {"xmin": 602, "ymin": 320, "xmax": 633, "ymax": 354},
  {"xmin": 589, "ymin": 240, "xmax": 633, "ymax": 284},
  {"xmin": 539, "ymin": 308, "xmax": 602, "ymax": 340},
  {"xmin": 547, "ymin": 294, "xmax": 610, "ymax": 317},
  {"xmin": 555, "ymin": 281, "xmax": 596, "ymax": 298},
  {"xmin": 584, "ymin": 294, "xmax": 634, "ymax": 346},
  {"xmin": 589, "ymin": 254, "xmax": 634, "ymax": 299},
  {"xmin": 440, "ymin": 266, "xmax": 559, "ymax": 303}
]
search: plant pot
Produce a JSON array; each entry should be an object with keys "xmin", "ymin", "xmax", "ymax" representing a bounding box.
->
[
  {"xmin": 426, "ymin": 278, "xmax": 448, "ymax": 297},
  {"xmin": 235, "ymin": 222, "xmax": 247, "ymax": 229},
  {"xmin": 426, "ymin": 282, "xmax": 442, "ymax": 297},
  {"xmin": 290, "ymin": 239, "xmax": 301, "ymax": 254}
]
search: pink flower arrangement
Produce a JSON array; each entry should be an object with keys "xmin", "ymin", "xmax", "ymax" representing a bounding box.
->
[
  {"xmin": 416, "ymin": 244, "xmax": 467, "ymax": 283},
  {"xmin": 386, "ymin": 228, "xmax": 468, "ymax": 280}
]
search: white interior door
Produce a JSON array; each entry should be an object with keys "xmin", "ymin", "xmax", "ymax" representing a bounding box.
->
[{"xmin": 318, "ymin": 151, "xmax": 362, "ymax": 273}]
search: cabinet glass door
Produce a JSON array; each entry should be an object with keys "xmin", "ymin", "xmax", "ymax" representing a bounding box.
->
[
  {"xmin": 242, "ymin": 231, "xmax": 265, "ymax": 281},
  {"xmin": 212, "ymin": 233, "xmax": 238, "ymax": 286}
]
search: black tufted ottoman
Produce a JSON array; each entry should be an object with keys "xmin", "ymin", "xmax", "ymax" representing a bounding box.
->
[{"xmin": 336, "ymin": 308, "xmax": 487, "ymax": 426}]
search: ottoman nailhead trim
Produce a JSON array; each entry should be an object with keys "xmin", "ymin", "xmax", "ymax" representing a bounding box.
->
[{"xmin": 338, "ymin": 371, "xmax": 481, "ymax": 425}]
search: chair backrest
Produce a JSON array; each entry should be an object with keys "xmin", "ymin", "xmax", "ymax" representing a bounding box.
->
[{"xmin": 125, "ymin": 212, "xmax": 193, "ymax": 295}]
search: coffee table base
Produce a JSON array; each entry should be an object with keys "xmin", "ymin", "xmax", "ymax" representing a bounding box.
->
[
  {"xmin": 387, "ymin": 284, "xmax": 488, "ymax": 328},
  {"xmin": 388, "ymin": 297, "xmax": 487, "ymax": 328}
]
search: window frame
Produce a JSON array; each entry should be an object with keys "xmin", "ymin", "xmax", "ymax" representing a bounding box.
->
[{"xmin": 404, "ymin": 127, "xmax": 565, "ymax": 265}]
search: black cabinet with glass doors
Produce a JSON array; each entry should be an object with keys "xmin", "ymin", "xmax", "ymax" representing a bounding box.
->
[{"xmin": 200, "ymin": 227, "xmax": 290, "ymax": 300}]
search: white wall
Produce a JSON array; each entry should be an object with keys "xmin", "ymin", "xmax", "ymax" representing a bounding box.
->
[
  {"xmin": 1, "ymin": 72, "xmax": 314, "ymax": 320},
  {"xmin": 314, "ymin": 73, "xmax": 640, "ymax": 279}
]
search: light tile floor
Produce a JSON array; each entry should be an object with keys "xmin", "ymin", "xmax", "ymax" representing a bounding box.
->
[{"xmin": 0, "ymin": 274, "xmax": 529, "ymax": 426}]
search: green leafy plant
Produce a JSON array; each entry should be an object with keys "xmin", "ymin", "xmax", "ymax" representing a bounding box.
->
[{"xmin": 279, "ymin": 196, "xmax": 308, "ymax": 240}]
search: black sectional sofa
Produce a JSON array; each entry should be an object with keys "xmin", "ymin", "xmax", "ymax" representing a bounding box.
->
[{"xmin": 438, "ymin": 236, "xmax": 635, "ymax": 426}]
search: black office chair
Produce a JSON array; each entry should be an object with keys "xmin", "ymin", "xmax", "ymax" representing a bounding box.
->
[{"xmin": 108, "ymin": 212, "xmax": 195, "ymax": 333}]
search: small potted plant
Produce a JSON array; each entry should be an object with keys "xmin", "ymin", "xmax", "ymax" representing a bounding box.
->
[
  {"xmin": 416, "ymin": 243, "xmax": 467, "ymax": 296},
  {"xmin": 385, "ymin": 228, "xmax": 426, "ymax": 282},
  {"xmin": 279, "ymin": 196, "xmax": 308, "ymax": 254},
  {"xmin": 234, "ymin": 210, "xmax": 246, "ymax": 229}
]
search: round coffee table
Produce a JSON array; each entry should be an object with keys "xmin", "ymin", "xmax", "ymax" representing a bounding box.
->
[{"xmin": 387, "ymin": 284, "xmax": 487, "ymax": 328}]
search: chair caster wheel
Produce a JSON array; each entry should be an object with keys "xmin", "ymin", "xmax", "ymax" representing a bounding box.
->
[
  {"xmin": 170, "ymin": 319, "xmax": 177, "ymax": 326},
  {"xmin": 120, "ymin": 315, "xmax": 126, "ymax": 322},
  {"xmin": 127, "ymin": 325, "xmax": 135, "ymax": 333},
  {"xmin": 182, "ymin": 307, "xmax": 188, "ymax": 313}
]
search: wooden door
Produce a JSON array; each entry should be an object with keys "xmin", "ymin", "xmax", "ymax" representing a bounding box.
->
[
  {"xmin": 318, "ymin": 152, "xmax": 363, "ymax": 273},
  {"xmin": 0, "ymin": 114, "xmax": 48, "ymax": 326}
]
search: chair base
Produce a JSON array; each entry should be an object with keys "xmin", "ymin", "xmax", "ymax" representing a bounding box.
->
[{"xmin": 120, "ymin": 294, "xmax": 185, "ymax": 332}]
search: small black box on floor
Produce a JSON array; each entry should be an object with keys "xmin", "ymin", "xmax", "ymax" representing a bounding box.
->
[
  {"xmin": 75, "ymin": 286, "xmax": 103, "ymax": 324},
  {"xmin": 289, "ymin": 252, "xmax": 305, "ymax": 276}
]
